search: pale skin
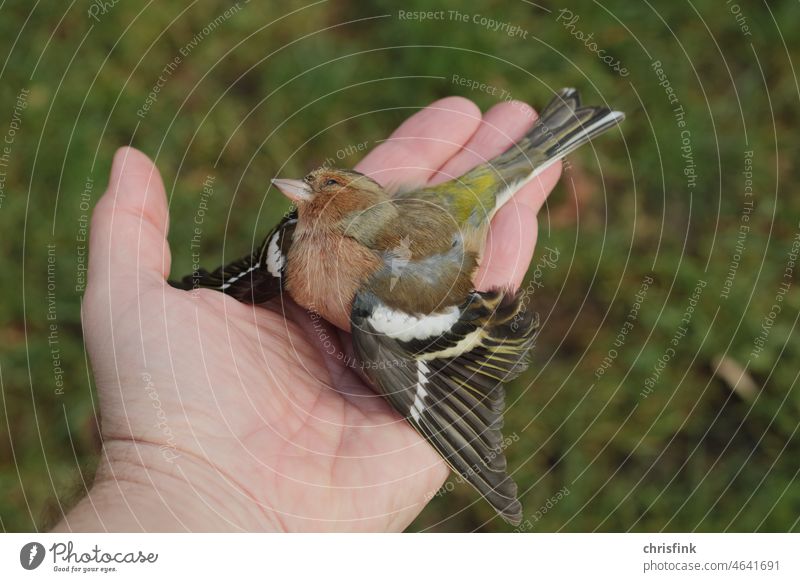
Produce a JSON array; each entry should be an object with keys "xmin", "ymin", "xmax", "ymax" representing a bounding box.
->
[{"xmin": 56, "ymin": 97, "xmax": 561, "ymax": 532}]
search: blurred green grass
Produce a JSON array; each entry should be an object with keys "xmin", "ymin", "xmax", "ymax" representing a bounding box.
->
[{"xmin": 1, "ymin": 0, "xmax": 798, "ymax": 531}]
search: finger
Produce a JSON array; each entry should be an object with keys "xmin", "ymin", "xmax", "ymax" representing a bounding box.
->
[
  {"xmin": 356, "ymin": 97, "xmax": 481, "ymax": 191},
  {"xmin": 87, "ymin": 147, "xmax": 171, "ymax": 299},
  {"xmin": 429, "ymin": 100, "xmax": 539, "ymax": 184}
]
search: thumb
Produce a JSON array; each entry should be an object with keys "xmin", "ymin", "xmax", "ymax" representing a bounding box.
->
[{"xmin": 87, "ymin": 147, "xmax": 171, "ymax": 301}]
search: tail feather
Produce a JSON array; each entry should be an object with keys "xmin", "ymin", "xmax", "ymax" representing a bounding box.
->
[
  {"xmin": 488, "ymin": 88, "xmax": 624, "ymax": 209},
  {"xmin": 505, "ymin": 87, "xmax": 624, "ymax": 165}
]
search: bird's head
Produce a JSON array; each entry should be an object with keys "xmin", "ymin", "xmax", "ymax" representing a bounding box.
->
[{"xmin": 271, "ymin": 167, "xmax": 391, "ymax": 230}]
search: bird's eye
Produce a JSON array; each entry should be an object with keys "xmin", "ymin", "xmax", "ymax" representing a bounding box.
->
[{"xmin": 324, "ymin": 178, "xmax": 340, "ymax": 187}]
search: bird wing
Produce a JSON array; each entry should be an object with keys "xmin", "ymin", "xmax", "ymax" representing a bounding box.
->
[
  {"xmin": 169, "ymin": 209, "xmax": 297, "ymax": 303},
  {"xmin": 350, "ymin": 286, "xmax": 538, "ymax": 524}
]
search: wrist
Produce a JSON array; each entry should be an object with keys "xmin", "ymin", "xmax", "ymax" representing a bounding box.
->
[{"xmin": 54, "ymin": 439, "xmax": 283, "ymax": 532}]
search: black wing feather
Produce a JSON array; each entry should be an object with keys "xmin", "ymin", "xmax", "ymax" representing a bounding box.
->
[
  {"xmin": 169, "ymin": 209, "xmax": 297, "ymax": 303},
  {"xmin": 351, "ymin": 288, "xmax": 537, "ymax": 524}
]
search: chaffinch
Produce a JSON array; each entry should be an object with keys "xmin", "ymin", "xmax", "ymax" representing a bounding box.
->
[{"xmin": 173, "ymin": 88, "xmax": 624, "ymax": 524}]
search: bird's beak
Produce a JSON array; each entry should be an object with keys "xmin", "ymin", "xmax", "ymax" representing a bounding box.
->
[{"xmin": 271, "ymin": 178, "xmax": 313, "ymax": 202}]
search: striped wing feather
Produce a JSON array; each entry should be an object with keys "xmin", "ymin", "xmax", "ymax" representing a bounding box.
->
[
  {"xmin": 351, "ymin": 288, "xmax": 537, "ymax": 524},
  {"xmin": 169, "ymin": 209, "xmax": 297, "ymax": 303}
]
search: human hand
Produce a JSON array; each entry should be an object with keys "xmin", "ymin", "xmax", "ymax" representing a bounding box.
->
[{"xmin": 57, "ymin": 97, "xmax": 561, "ymax": 532}]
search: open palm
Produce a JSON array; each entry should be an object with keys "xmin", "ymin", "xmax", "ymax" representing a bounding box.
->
[{"xmin": 73, "ymin": 97, "xmax": 561, "ymax": 532}]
